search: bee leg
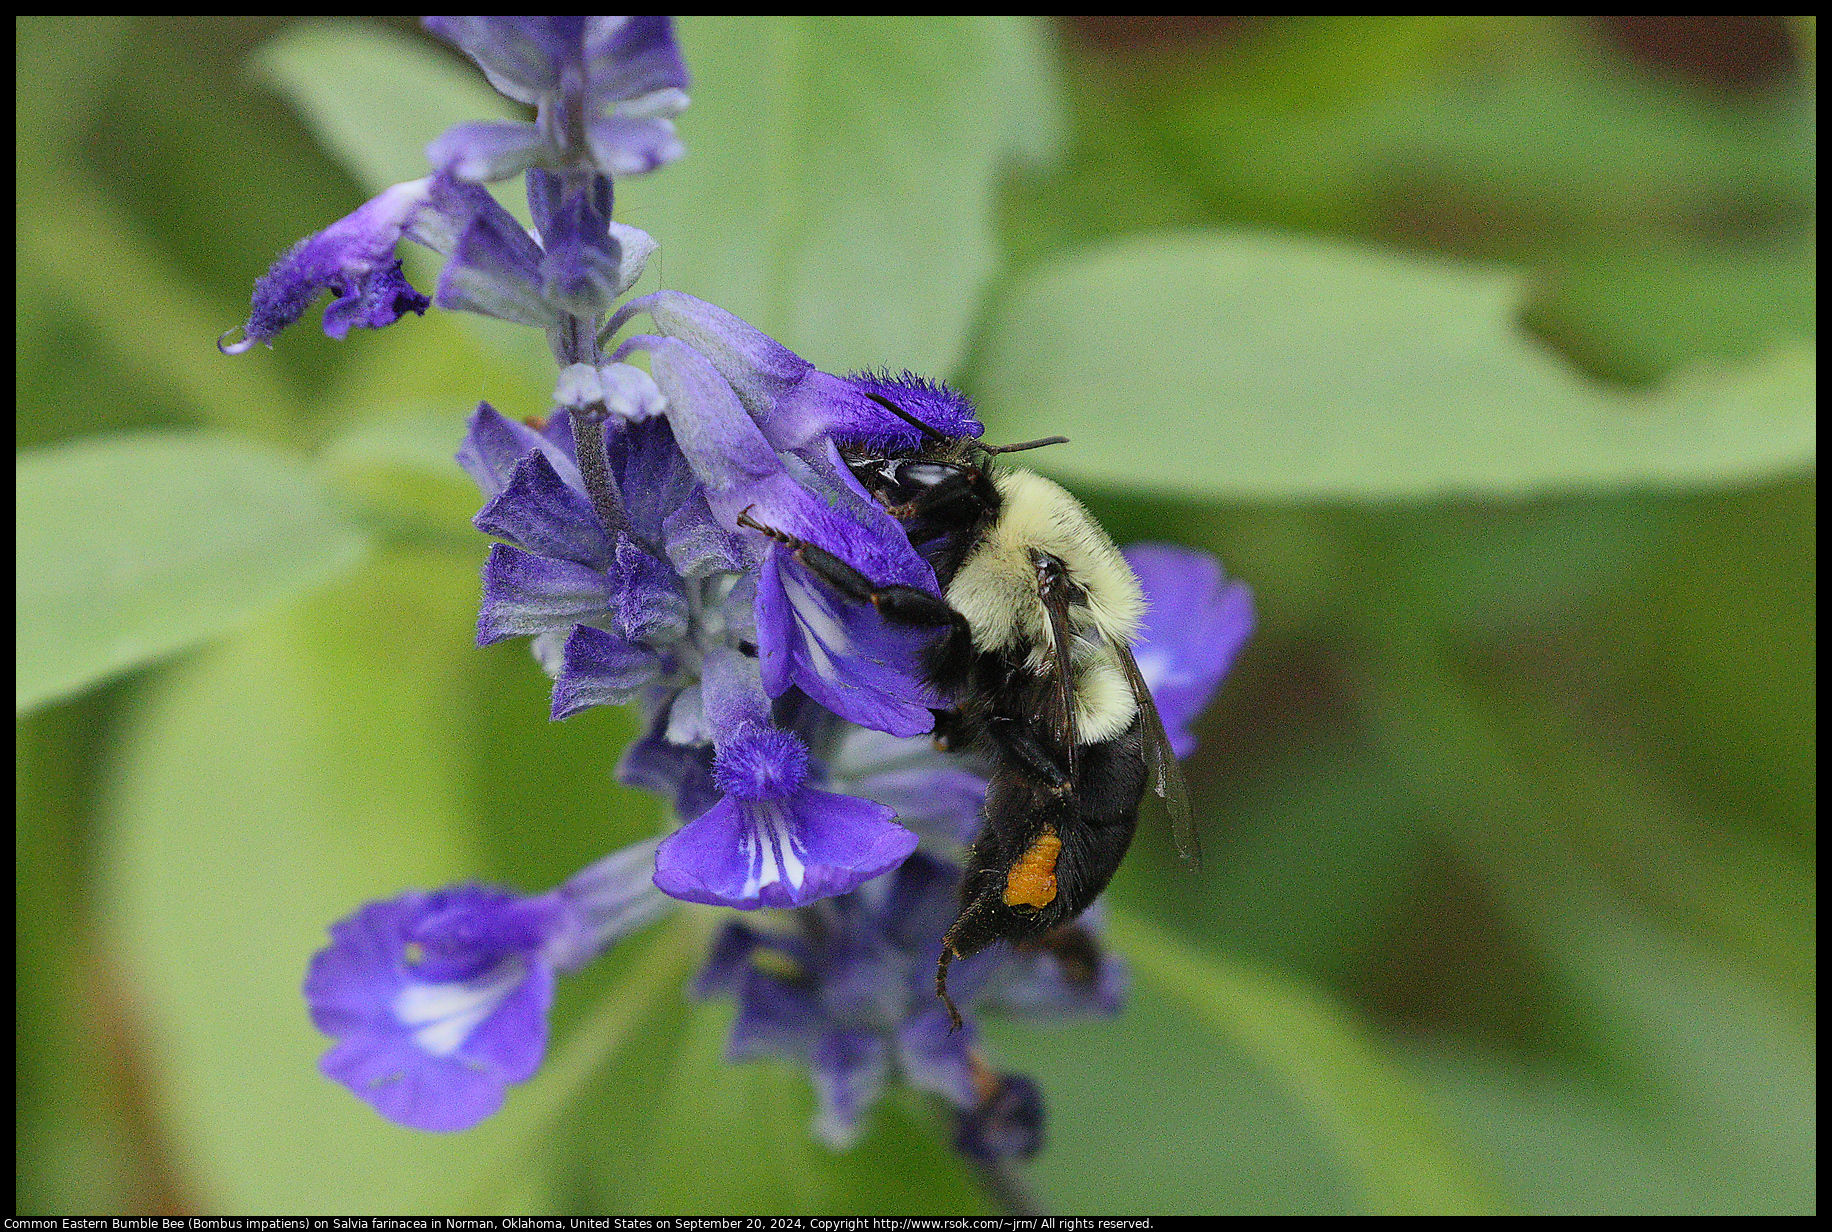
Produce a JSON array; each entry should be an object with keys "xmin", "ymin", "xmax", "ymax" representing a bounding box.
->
[
  {"xmin": 936, "ymin": 946, "xmax": 966, "ymax": 1033},
  {"xmin": 984, "ymin": 716, "xmax": 1073, "ymax": 796},
  {"xmin": 737, "ymin": 507, "xmax": 972, "ymax": 645}
]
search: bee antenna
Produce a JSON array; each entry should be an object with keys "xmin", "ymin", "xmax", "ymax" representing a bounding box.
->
[
  {"xmin": 864, "ymin": 392, "xmax": 949, "ymax": 446},
  {"xmin": 981, "ymin": 435, "xmax": 1070, "ymax": 455}
]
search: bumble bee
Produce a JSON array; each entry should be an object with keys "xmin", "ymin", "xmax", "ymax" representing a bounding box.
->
[{"xmin": 738, "ymin": 389, "xmax": 1194, "ymax": 1029}]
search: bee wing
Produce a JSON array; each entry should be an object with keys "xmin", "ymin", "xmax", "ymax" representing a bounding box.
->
[
  {"xmin": 1114, "ymin": 641, "xmax": 1199, "ymax": 868},
  {"xmin": 1037, "ymin": 566, "xmax": 1082, "ymax": 780}
]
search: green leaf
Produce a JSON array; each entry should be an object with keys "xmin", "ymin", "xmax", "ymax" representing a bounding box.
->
[
  {"xmin": 16, "ymin": 432, "xmax": 368, "ymax": 712},
  {"xmin": 94, "ymin": 550, "xmax": 511, "ymax": 1211},
  {"xmin": 1107, "ymin": 910, "xmax": 1497, "ymax": 1215},
  {"xmin": 251, "ymin": 22, "xmax": 523, "ymax": 199},
  {"xmin": 1399, "ymin": 910, "xmax": 1815, "ymax": 1216},
  {"xmin": 595, "ymin": 995, "xmax": 988, "ymax": 1213},
  {"xmin": 320, "ymin": 403, "xmax": 490, "ymax": 539},
  {"xmin": 613, "ymin": 16, "xmax": 1063, "ymax": 374},
  {"xmin": 971, "ymin": 230, "xmax": 1814, "ymax": 501}
]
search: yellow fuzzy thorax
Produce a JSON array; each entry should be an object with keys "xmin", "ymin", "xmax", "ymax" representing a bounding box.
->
[{"xmin": 946, "ymin": 470, "xmax": 1145, "ymax": 744}]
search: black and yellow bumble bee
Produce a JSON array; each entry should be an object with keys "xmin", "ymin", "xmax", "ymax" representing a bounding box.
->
[{"xmin": 739, "ymin": 389, "xmax": 1195, "ymax": 1029}]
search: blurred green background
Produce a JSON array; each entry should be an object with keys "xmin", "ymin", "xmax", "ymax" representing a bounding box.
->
[{"xmin": 16, "ymin": 16, "xmax": 1814, "ymax": 1215}]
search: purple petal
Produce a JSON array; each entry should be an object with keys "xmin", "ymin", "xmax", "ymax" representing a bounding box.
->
[
  {"xmin": 835, "ymin": 371, "xmax": 985, "ymax": 453},
  {"xmin": 752, "ymin": 539, "xmax": 940, "ymax": 738},
  {"xmin": 607, "ymin": 534, "xmax": 690, "ymax": 643},
  {"xmin": 425, "ymin": 118, "xmax": 544, "ymax": 182},
  {"xmin": 474, "ymin": 450, "xmax": 611, "ymax": 566},
  {"xmin": 434, "ymin": 189, "xmax": 554, "ymax": 326},
  {"xmin": 625, "ymin": 332, "xmax": 788, "ymax": 503},
  {"xmin": 304, "ymin": 887, "xmax": 558, "ymax": 1132},
  {"xmin": 725, "ymin": 964, "xmax": 823, "ymax": 1063},
  {"xmin": 223, "ymin": 179, "xmax": 434, "ymax": 353},
  {"xmin": 423, "ymin": 17, "xmax": 571, "ymax": 104},
  {"xmin": 1124, "ymin": 543, "xmax": 1255, "ymax": 758},
  {"xmin": 810, "ymin": 1028, "xmax": 889, "ymax": 1148},
  {"xmin": 895, "ymin": 1009, "xmax": 978, "ymax": 1108},
  {"xmin": 585, "ymin": 114, "xmax": 685, "ymax": 176},
  {"xmin": 586, "ymin": 15, "xmax": 690, "ymax": 99},
  {"xmin": 652, "ymin": 787, "xmax": 916, "ymax": 909},
  {"xmin": 457, "ymin": 401, "xmax": 582, "ymax": 499},
  {"xmin": 612, "ymin": 292, "xmax": 811, "ymax": 418},
  {"xmin": 476, "ymin": 543, "xmax": 613, "ymax": 645},
  {"xmin": 550, "ymin": 624, "xmax": 661, "ymax": 719},
  {"xmin": 318, "ymin": 1027, "xmax": 513, "ymax": 1133},
  {"xmin": 530, "ymin": 173, "xmax": 626, "ymax": 315}
]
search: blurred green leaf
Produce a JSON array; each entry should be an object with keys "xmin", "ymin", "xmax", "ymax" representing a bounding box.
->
[
  {"xmin": 95, "ymin": 550, "xmax": 514, "ymax": 1211},
  {"xmin": 1401, "ymin": 896, "xmax": 1814, "ymax": 1215},
  {"xmin": 320, "ymin": 404, "xmax": 492, "ymax": 539},
  {"xmin": 988, "ymin": 974, "xmax": 1358, "ymax": 1213},
  {"xmin": 17, "ymin": 694, "xmax": 148, "ymax": 1214},
  {"xmin": 16, "ymin": 16, "xmax": 134, "ymax": 154},
  {"xmin": 972, "ymin": 230, "xmax": 1814, "ymax": 501},
  {"xmin": 605, "ymin": 997, "xmax": 988, "ymax": 1212},
  {"xmin": 1538, "ymin": 230, "xmax": 1816, "ymax": 385},
  {"xmin": 16, "ymin": 432, "xmax": 370, "ymax": 713},
  {"xmin": 1408, "ymin": 1043, "xmax": 1785, "ymax": 1216},
  {"xmin": 1109, "ymin": 910, "xmax": 1497, "ymax": 1214},
  {"xmin": 17, "ymin": 166, "xmax": 309, "ymax": 443},
  {"xmin": 613, "ymin": 16, "xmax": 1062, "ymax": 375},
  {"xmin": 252, "ymin": 22, "xmax": 522, "ymax": 199}
]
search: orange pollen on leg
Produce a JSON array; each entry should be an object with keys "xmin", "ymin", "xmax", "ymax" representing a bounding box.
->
[{"xmin": 1002, "ymin": 826, "xmax": 1062, "ymax": 909}]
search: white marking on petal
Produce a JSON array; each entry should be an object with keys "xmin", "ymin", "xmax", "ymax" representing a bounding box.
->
[
  {"xmin": 392, "ymin": 956, "xmax": 527, "ymax": 1058},
  {"xmin": 788, "ymin": 575, "xmax": 853, "ymax": 660},
  {"xmin": 738, "ymin": 801, "xmax": 809, "ymax": 900}
]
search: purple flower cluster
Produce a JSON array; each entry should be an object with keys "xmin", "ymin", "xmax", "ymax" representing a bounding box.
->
[{"xmin": 232, "ymin": 16, "xmax": 1255, "ymax": 1154}]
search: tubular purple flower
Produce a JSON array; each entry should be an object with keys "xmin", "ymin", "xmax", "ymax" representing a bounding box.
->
[
  {"xmin": 303, "ymin": 843, "xmax": 671, "ymax": 1132},
  {"xmin": 1123, "ymin": 543, "xmax": 1256, "ymax": 758},
  {"xmin": 218, "ymin": 179, "xmax": 435, "ymax": 354},
  {"xmin": 220, "ymin": 172, "xmax": 566, "ymax": 353},
  {"xmin": 622, "ymin": 332, "xmax": 947, "ymax": 735},
  {"xmin": 691, "ymin": 851, "xmax": 1098, "ymax": 1153},
  {"xmin": 652, "ymin": 648, "xmax": 919, "ymax": 909},
  {"xmin": 433, "ymin": 183, "xmax": 555, "ymax": 327},
  {"xmin": 609, "ymin": 292, "xmax": 982, "ymax": 452},
  {"xmin": 525, "ymin": 168, "xmax": 634, "ymax": 318},
  {"xmin": 423, "ymin": 16, "xmax": 689, "ymax": 184}
]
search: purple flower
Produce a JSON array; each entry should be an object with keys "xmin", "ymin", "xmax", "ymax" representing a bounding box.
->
[
  {"xmin": 304, "ymin": 844, "xmax": 670, "ymax": 1131},
  {"xmin": 220, "ymin": 172, "xmax": 599, "ymax": 352},
  {"xmin": 650, "ymin": 647, "xmax": 920, "ymax": 909},
  {"xmin": 614, "ymin": 323, "xmax": 953, "ymax": 737},
  {"xmin": 223, "ymin": 16, "xmax": 681, "ymax": 354},
  {"xmin": 610, "ymin": 292, "xmax": 983, "ymax": 453},
  {"xmin": 693, "ymin": 851, "xmax": 1111, "ymax": 1154},
  {"xmin": 423, "ymin": 17, "xmax": 689, "ymax": 183},
  {"xmin": 218, "ymin": 179, "xmax": 434, "ymax": 354},
  {"xmin": 1123, "ymin": 544, "xmax": 1256, "ymax": 758},
  {"xmin": 248, "ymin": 16, "xmax": 1265, "ymax": 1156}
]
